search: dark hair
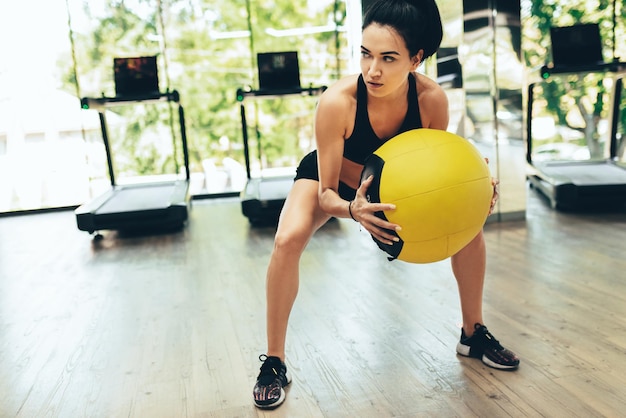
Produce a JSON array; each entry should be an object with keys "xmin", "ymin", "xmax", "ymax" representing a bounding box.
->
[{"xmin": 362, "ymin": 0, "xmax": 443, "ymax": 60}]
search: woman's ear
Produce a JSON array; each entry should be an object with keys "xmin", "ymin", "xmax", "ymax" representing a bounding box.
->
[{"xmin": 412, "ymin": 49, "xmax": 424, "ymax": 69}]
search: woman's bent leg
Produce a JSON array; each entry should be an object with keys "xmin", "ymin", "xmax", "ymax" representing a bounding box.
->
[
  {"xmin": 266, "ymin": 179, "xmax": 330, "ymax": 361},
  {"xmin": 253, "ymin": 179, "xmax": 330, "ymax": 409},
  {"xmin": 451, "ymin": 231, "xmax": 486, "ymax": 336}
]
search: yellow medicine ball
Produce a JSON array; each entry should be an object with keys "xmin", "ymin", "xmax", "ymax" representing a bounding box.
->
[{"xmin": 360, "ymin": 128, "xmax": 492, "ymax": 263}]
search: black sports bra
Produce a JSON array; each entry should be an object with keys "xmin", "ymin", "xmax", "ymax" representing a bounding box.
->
[{"xmin": 343, "ymin": 74, "xmax": 423, "ymax": 164}]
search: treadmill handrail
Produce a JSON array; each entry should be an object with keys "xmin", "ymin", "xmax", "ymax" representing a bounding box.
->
[
  {"xmin": 81, "ymin": 90, "xmax": 180, "ymax": 111},
  {"xmin": 540, "ymin": 61, "xmax": 626, "ymax": 78},
  {"xmin": 236, "ymin": 85, "xmax": 327, "ymax": 102}
]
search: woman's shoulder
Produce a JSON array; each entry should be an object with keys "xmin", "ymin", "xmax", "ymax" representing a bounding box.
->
[
  {"xmin": 315, "ymin": 74, "xmax": 360, "ymax": 137},
  {"xmin": 322, "ymin": 74, "xmax": 359, "ymax": 98},
  {"xmin": 413, "ymin": 72, "xmax": 445, "ymax": 98},
  {"xmin": 412, "ymin": 72, "xmax": 449, "ymax": 129},
  {"xmin": 318, "ymin": 74, "xmax": 359, "ymax": 110}
]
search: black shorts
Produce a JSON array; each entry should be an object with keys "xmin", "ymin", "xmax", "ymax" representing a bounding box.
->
[{"xmin": 294, "ymin": 150, "xmax": 356, "ymax": 201}]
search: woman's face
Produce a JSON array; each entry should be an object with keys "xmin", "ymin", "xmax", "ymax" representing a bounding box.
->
[{"xmin": 360, "ymin": 23, "xmax": 421, "ymax": 97}]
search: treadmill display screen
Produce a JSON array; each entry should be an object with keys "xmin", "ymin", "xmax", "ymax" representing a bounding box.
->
[
  {"xmin": 257, "ymin": 51, "xmax": 301, "ymax": 91},
  {"xmin": 114, "ymin": 56, "xmax": 160, "ymax": 97},
  {"xmin": 549, "ymin": 24, "xmax": 604, "ymax": 68}
]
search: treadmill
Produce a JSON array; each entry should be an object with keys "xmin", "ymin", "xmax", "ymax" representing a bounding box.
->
[
  {"xmin": 237, "ymin": 51, "xmax": 326, "ymax": 224},
  {"xmin": 75, "ymin": 83, "xmax": 191, "ymax": 235},
  {"xmin": 526, "ymin": 24, "xmax": 626, "ymax": 210}
]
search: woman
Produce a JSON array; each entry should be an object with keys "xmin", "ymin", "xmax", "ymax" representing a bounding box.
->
[{"xmin": 253, "ymin": 0, "xmax": 519, "ymax": 409}]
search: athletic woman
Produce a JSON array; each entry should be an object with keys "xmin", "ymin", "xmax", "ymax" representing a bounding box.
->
[{"xmin": 253, "ymin": 0, "xmax": 519, "ymax": 409}]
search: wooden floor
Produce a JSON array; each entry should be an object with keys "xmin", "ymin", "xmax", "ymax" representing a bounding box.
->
[{"xmin": 1, "ymin": 189, "xmax": 625, "ymax": 418}]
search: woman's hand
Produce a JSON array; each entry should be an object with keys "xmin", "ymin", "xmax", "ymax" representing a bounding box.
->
[
  {"xmin": 351, "ymin": 175, "xmax": 401, "ymax": 245},
  {"xmin": 483, "ymin": 158, "xmax": 498, "ymax": 216},
  {"xmin": 489, "ymin": 177, "xmax": 499, "ymax": 215}
]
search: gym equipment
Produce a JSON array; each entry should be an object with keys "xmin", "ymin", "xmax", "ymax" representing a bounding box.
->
[
  {"xmin": 237, "ymin": 51, "xmax": 328, "ymax": 225},
  {"xmin": 75, "ymin": 90, "xmax": 191, "ymax": 235},
  {"xmin": 237, "ymin": 51, "xmax": 326, "ymax": 224},
  {"xmin": 527, "ymin": 22, "xmax": 626, "ymax": 210},
  {"xmin": 237, "ymin": 51, "xmax": 325, "ymax": 224},
  {"xmin": 361, "ymin": 128, "xmax": 492, "ymax": 263}
]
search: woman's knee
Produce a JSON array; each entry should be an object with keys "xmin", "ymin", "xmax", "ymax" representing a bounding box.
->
[
  {"xmin": 271, "ymin": 178, "xmax": 326, "ymax": 256},
  {"xmin": 273, "ymin": 225, "xmax": 311, "ymax": 256}
]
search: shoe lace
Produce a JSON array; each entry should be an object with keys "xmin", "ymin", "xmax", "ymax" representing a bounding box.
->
[
  {"xmin": 474, "ymin": 324, "xmax": 504, "ymax": 351},
  {"xmin": 257, "ymin": 354, "xmax": 282, "ymax": 385}
]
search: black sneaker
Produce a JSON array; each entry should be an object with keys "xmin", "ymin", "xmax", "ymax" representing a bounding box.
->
[
  {"xmin": 252, "ymin": 354, "xmax": 291, "ymax": 409},
  {"xmin": 456, "ymin": 323, "xmax": 520, "ymax": 370}
]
